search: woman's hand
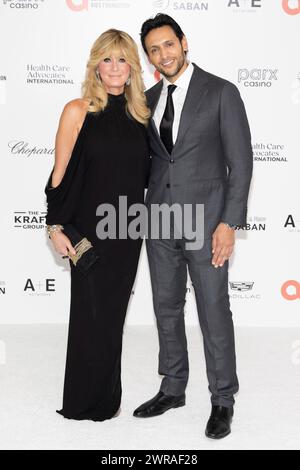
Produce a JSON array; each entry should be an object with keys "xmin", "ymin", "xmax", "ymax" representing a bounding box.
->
[{"xmin": 50, "ymin": 230, "xmax": 76, "ymax": 258}]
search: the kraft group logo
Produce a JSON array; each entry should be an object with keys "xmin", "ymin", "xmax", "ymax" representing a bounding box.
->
[
  {"xmin": 282, "ymin": 0, "xmax": 300, "ymax": 15},
  {"xmin": 281, "ymin": 280, "xmax": 300, "ymax": 301}
]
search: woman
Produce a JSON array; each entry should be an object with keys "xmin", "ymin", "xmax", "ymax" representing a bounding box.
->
[{"xmin": 44, "ymin": 29, "xmax": 151, "ymax": 421}]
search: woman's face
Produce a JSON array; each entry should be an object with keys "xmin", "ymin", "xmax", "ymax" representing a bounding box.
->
[{"xmin": 97, "ymin": 51, "xmax": 131, "ymax": 95}]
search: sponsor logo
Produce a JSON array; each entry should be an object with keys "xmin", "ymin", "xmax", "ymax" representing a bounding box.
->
[
  {"xmin": 281, "ymin": 280, "xmax": 300, "ymax": 300},
  {"xmin": 237, "ymin": 216, "xmax": 266, "ymax": 231},
  {"xmin": 26, "ymin": 64, "xmax": 74, "ymax": 86},
  {"xmin": 66, "ymin": 0, "xmax": 130, "ymax": 10},
  {"xmin": 282, "ymin": 0, "xmax": 300, "ymax": 15},
  {"xmin": 2, "ymin": 0, "xmax": 45, "ymax": 9},
  {"xmin": 229, "ymin": 281, "xmax": 261, "ymax": 300},
  {"xmin": 8, "ymin": 140, "xmax": 54, "ymax": 158},
  {"xmin": 24, "ymin": 278, "xmax": 56, "ymax": 296},
  {"xmin": 284, "ymin": 215, "xmax": 300, "ymax": 233},
  {"xmin": 252, "ymin": 143, "xmax": 288, "ymax": 163},
  {"xmin": 238, "ymin": 68, "xmax": 278, "ymax": 87},
  {"xmin": 14, "ymin": 211, "xmax": 46, "ymax": 230},
  {"xmin": 152, "ymin": 0, "xmax": 209, "ymax": 11},
  {"xmin": 227, "ymin": 0, "xmax": 262, "ymax": 13}
]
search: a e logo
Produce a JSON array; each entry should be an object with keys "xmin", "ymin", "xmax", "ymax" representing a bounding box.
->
[
  {"xmin": 281, "ymin": 280, "xmax": 300, "ymax": 300},
  {"xmin": 66, "ymin": 0, "xmax": 88, "ymax": 11},
  {"xmin": 282, "ymin": 0, "xmax": 300, "ymax": 15}
]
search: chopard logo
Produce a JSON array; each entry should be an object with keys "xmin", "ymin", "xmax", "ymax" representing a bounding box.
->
[{"xmin": 8, "ymin": 141, "xmax": 54, "ymax": 157}]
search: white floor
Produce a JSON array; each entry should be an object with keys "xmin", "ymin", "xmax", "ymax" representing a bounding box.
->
[{"xmin": 0, "ymin": 324, "xmax": 300, "ymax": 450}]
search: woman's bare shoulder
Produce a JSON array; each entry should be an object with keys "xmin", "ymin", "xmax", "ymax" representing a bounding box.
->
[
  {"xmin": 62, "ymin": 98, "xmax": 90, "ymax": 119},
  {"xmin": 58, "ymin": 98, "xmax": 90, "ymax": 133}
]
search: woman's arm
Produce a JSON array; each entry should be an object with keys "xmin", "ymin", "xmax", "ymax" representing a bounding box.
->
[
  {"xmin": 51, "ymin": 98, "xmax": 89, "ymax": 188},
  {"xmin": 47, "ymin": 98, "xmax": 89, "ymax": 257}
]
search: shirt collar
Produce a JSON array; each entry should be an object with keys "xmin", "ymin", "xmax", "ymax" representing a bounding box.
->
[{"xmin": 162, "ymin": 61, "xmax": 194, "ymax": 93}]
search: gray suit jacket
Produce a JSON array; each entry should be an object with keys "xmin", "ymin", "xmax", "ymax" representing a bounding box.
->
[{"xmin": 145, "ymin": 63, "xmax": 253, "ymax": 237}]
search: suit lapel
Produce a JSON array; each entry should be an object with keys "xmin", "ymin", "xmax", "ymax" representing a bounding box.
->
[
  {"xmin": 147, "ymin": 64, "xmax": 209, "ymax": 157},
  {"xmin": 173, "ymin": 64, "xmax": 209, "ymax": 151},
  {"xmin": 147, "ymin": 80, "xmax": 170, "ymax": 157}
]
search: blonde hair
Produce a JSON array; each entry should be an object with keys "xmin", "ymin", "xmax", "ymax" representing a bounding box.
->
[{"xmin": 82, "ymin": 29, "xmax": 151, "ymax": 125}]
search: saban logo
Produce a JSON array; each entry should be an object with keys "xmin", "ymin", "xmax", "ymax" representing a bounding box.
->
[
  {"xmin": 282, "ymin": 0, "xmax": 300, "ymax": 15},
  {"xmin": 153, "ymin": 0, "xmax": 170, "ymax": 9}
]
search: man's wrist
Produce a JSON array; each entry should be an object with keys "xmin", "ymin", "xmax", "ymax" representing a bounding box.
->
[{"xmin": 220, "ymin": 221, "xmax": 236, "ymax": 230}]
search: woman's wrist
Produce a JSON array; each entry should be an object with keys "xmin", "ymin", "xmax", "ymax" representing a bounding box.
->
[{"xmin": 46, "ymin": 224, "xmax": 64, "ymax": 239}]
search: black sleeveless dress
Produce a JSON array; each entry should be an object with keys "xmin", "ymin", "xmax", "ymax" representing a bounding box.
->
[{"xmin": 45, "ymin": 92, "xmax": 150, "ymax": 421}]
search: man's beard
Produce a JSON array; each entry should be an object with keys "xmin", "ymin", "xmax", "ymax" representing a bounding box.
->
[{"xmin": 158, "ymin": 51, "xmax": 186, "ymax": 79}]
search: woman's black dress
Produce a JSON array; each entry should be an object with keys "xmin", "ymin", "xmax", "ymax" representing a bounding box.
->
[{"xmin": 45, "ymin": 92, "xmax": 150, "ymax": 421}]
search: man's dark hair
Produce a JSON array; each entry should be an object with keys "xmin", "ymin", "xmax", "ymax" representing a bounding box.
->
[{"xmin": 140, "ymin": 13, "xmax": 185, "ymax": 55}]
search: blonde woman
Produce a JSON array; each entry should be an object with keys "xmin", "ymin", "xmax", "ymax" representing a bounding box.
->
[{"xmin": 45, "ymin": 29, "xmax": 150, "ymax": 421}]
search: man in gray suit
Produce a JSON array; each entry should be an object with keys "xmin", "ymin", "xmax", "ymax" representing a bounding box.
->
[{"xmin": 133, "ymin": 14, "xmax": 253, "ymax": 439}]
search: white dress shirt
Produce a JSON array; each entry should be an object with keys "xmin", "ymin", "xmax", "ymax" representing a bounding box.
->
[{"xmin": 153, "ymin": 61, "xmax": 194, "ymax": 146}]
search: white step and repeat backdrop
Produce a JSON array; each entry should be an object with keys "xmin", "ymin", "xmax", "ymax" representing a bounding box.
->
[{"xmin": 0, "ymin": 0, "xmax": 299, "ymax": 326}]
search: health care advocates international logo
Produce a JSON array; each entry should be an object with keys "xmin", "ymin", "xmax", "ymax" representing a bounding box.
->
[
  {"xmin": 66, "ymin": 0, "xmax": 130, "ymax": 10},
  {"xmin": 2, "ymin": 0, "xmax": 44, "ymax": 9},
  {"xmin": 252, "ymin": 142, "xmax": 288, "ymax": 164},
  {"xmin": 282, "ymin": 0, "xmax": 300, "ymax": 15},
  {"xmin": 281, "ymin": 280, "xmax": 300, "ymax": 300},
  {"xmin": 26, "ymin": 64, "xmax": 74, "ymax": 85},
  {"xmin": 153, "ymin": 0, "xmax": 209, "ymax": 11}
]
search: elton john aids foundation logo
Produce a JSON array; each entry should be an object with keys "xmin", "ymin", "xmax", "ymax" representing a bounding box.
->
[
  {"xmin": 282, "ymin": 0, "xmax": 300, "ymax": 15},
  {"xmin": 281, "ymin": 281, "xmax": 300, "ymax": 301},
  {"xmin": 66, "ymin": 0, "xmax": 88, "ymax": 10},
  {"xmin": 66, "ymin": 0, "xmax": 130, "ymax": 10}
]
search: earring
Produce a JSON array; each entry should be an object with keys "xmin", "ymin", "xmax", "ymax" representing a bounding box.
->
[
  {"xmin": 95, "ymin": 70, "xmax": 101, "ymax": 82},
  {"xmin": 125, "ymin": 75, "xmax": 131, "ymax": 86}
]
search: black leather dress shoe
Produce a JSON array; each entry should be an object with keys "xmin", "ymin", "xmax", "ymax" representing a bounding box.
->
[
  {"xmin": 133, "ymin": 391, "xmax": 186, "ymax": 418},
  {"xmin": 205, "ymin": 405, "xmax": 234, "ymax": 439}
]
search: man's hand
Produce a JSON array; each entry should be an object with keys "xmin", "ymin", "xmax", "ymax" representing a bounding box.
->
[{"xmin": 211, "ymin": 222, "xmax": 235, "ymax": 268}]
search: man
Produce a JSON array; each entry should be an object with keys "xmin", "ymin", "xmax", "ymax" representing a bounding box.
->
[{"xmin": 133, "ymin": 14, "xmax": 253, "ymax": 439}]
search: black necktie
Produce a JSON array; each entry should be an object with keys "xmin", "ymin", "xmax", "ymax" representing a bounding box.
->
[{"xmin": 159, "ymin": 84, "xmax": 177, "ymax": 154}]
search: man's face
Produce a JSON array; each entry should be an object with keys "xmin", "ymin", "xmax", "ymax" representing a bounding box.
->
[{"xmin": 144, "ymin": 25, "xmax": 188, "ymax": 81}]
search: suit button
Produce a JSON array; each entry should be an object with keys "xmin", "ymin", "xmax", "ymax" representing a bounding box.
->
[
  {"xmin": 170, "ymin": 159, "xmax": 174, "ymax": 163},
  {"xmin": 166, "ymin": 183, "xmax": 170, "ymax": 188}
]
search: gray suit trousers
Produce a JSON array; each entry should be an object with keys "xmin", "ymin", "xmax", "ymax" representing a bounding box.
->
[{"xmin": 146, "ymin": 224, "xmax": 239, "ymax": 408}]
